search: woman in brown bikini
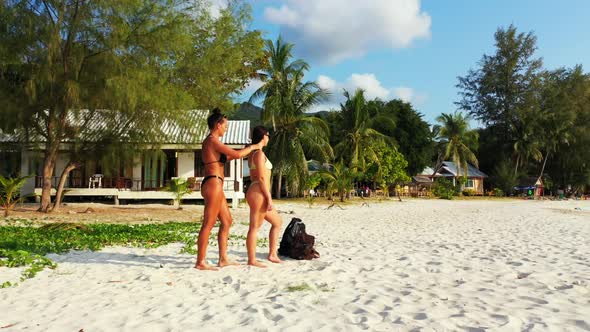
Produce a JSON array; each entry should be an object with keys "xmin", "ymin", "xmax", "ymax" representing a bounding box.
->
[
  {"xmin": 195, "ymin": 109, "xmax": 263, "ymax": 271},
  {"xmin": 246, "ymin": 126, "xmax": 282, "ymax": 267}
]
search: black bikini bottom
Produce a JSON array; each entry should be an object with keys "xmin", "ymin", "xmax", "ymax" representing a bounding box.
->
[{"xmin": 202, "ymin": 175, "xmax": 223, "ymax": 187}]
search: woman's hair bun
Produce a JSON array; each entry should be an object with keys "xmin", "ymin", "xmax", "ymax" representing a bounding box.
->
[{"xmin": 212, "ymin": 107, "xmax": 222, "ymax": 115}]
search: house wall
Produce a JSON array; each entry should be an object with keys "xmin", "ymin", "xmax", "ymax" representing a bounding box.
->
[
  {"xmin": 473, "ymin": 178, "xmax": 484, "ymax": 194},
  {"xmin": 177, "ymin": 152, "xmax": 194, "ymax": 179},
  {"xmin": 54, "ymin": 153, "xmax": 70, "ymax": 178},
  {"xmin": 132, "ymin": 155, "xmax": 142, "ymax": 190},
  {"xmin": 20, "ymin": 150, "xmax": 37, "ymax": 195}
]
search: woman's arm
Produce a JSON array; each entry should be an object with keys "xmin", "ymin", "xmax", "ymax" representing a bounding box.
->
[{"xmin": 210, "ymin": 138, "xmax": 262, "ymax": 160}]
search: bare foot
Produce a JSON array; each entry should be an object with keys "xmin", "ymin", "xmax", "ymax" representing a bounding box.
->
[
  {"xmin": 218, "ymin": 259, "xmax": 240, "ymax": 268},
  {"xmin": 268, "ymin": 255, "xmax": 282, "ymax": 263},
  {"xmin": 248, "ymin": 260, "xmax": 267, "ymax": 268},
  {"xmin": 195, "ymin": 263, "xmax": 219, "ymax": 271}
]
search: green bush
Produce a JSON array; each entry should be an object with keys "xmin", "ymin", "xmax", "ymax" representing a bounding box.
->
[
  {"xmin": 492, "ymin": 188, "xmax": 504, "ymax": 197},
  {"xmin": 462, "ymin": 189, "xmax": 476, "ymax": 196},
  {"xmin": 433, "ymin": 178, "xmax": 455, "ymax": 200}
]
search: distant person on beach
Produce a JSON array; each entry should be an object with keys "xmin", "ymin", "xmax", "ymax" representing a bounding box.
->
[
  {"xmin": 195, "ymin": 108, "xmax": 263, "ymax": 271},
  {"xmin": 246, "ymin": 126, "xmax": 282, "ymax": 267}
]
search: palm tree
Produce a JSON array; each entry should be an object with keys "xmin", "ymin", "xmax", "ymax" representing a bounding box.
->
[
  {"xmin": 250, "ymin": 37, "xmax": 333, "ymax": 197},
  {"xmin": 535, "ymin": 68, "xmax": 578, "ymax": 183},
  {"xmin": 0, "ymin": 175, "xmax": 31, "ymax": 217},
  {"xmin": 433, "ymin": 111, "xmax": 479, "ymax": 185},
  {"xmin": 512, "ymin": 127, "xmax": 542, "ymax": 177},
  {"xmin": 165, "ymin": 178, "xmax": 192, "ymax": 210},
  {"xmin": 334, "ymin": 89, "xmax": 395, "ymax": 171},
  {"xmin": 319, "ymin": 160, "xmax": 358, "ymax": 202}
]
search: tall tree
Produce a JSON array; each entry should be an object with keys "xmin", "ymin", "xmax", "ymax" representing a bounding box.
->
[
  {"xmin": 536, "ymin": 66, "xmax": 583, "ymax": 184},
  {"xmin": 433, "ymin": 112, "xmax": 479, "ymax": 181},
  {"xmin": 370, "ymin": 99, "xmax": 434, "ymax": 176},
  {"xmin": 512, "ymin": 109, "xmax": 542, "ymax": 177},
  {"xmin": 175, "ymin": 1, "xmax": 265, "ymax": 111},
  {"xmin": 456, "ymin": 24, "xmax": 543, "ymax": 172},
  {"xmin": 0, "ymin": 0, "xmax": 200, "ymax": 211},
  {"xmin": 334, "ymin": 89, "xmax": 394, "ymax": 171},
  {"xmin": 546, "ymin": 67, "xmax": 590, "ymax": 191},
  {"xmin": 251, "ymin": 37, "xmax": 332, "ymax": 198}
]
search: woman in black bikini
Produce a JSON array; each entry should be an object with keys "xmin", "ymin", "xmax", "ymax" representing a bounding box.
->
[
  {"xmin": 246, "ymin": 126, "xmax": 282, "ymax": 267},
  {"xmin": 195, "ymin": 109, "xmax": 263, "ymax": 271}
]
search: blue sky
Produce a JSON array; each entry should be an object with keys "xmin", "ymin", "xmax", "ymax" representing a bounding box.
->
[{"xmin": 236, "ymin": 0, "xmax": 590, "ymax": 126}]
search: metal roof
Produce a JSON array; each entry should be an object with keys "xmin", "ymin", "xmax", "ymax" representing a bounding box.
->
[
  {"xmin": 418, "ymin": 162, "xmax": 488, "ymax": 178},
  {"xmin": 0, "ymin": 110, "xmax": 251, "ymax": 146},
  {"xmin": 439, "ymin": 161, "xmax": 488, "ymax": 178}
]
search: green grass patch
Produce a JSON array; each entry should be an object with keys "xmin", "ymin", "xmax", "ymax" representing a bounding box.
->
[
  {"xmin": 0, "ymin": 221, "xmax": 266, "ymax": 287},
  {"xmin": 285, "ymin": 282, "xmax": 312, "ymax": 292}
]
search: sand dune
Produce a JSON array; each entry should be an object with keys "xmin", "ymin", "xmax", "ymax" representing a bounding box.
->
[{"xmin": 1, "ymin": 199, "xmax": 589, "ymax": 331}]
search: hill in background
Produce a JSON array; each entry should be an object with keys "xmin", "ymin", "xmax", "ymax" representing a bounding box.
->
[{"xmin": 230, "ymin": 102, "xmax": 263, "ymax": 127}]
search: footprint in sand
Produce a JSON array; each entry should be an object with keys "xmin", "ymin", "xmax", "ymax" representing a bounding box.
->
[
  {"xmin": 554, "ymin": 284, "xmax": 573, "ymax": 290},
  {"xmin": 570, "ymin": 320, "xmax": 590, "ymax": 331},
  {"xmin": 518, "ymin": 296, "xmax": 548, "ymax": 305},
  {"xmin": 490, "ymin": 314, "xmax": 509, "ymax": 326},
  {"xmin": 459, "ymin": 326, "xmax": 486, "ymax": 332},
  {"xmin": 413, "ymin": 313, "xmax": 428, "ymax": 320}
]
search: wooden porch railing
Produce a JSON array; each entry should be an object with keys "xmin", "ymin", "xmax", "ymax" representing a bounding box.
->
[{"xmin": 35, "ymin": 176, "xmax": 241, "ymax": 192}]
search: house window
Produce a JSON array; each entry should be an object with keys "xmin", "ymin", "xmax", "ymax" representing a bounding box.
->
[
  {"xmin": 0, "ymin": 151, "xmax": 21, "ymax": 177},
  {"xmin": 194, "ymin": 150, "xmax": 204, "ymax": 177},
  {"xmin": 465, "ymin": 179, "xmax": 474, "ymax": 188}
]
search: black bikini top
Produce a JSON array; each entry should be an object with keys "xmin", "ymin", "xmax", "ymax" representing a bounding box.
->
[
  {"xmin": 202, "ymin": 134, "xmax": 227, "ymax": 165},
  {"xmin": 203, "ymin": 153, "xmax": 227, "ymax": 165}
]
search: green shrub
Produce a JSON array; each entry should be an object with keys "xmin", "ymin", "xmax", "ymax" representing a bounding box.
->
[
  {"xmin": 462, "ymin": 189, "xmax": 476, "ymax": 196},
  {"xmin": 433, "ymin": 178, "xmax": 455, "ymax": 200},
  {"xmin": 493, "ymin": 188, "xmax": 504, "ymax": 197}
]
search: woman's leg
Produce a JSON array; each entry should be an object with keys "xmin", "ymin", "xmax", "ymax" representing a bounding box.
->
[
  {"xmin": 264, "ymin": 208, "xmax": 283, "ymax": 263},
  {"xmin": 196, "ymin": 183, "xmax": 222, "ymax": 270},
  {"xmin": 217, "ymin": 193, "xmax": 239, "ymax": 267},
  {"xmin": 246, "ymin": 188, "xmax": 267, "ymax": 267}
]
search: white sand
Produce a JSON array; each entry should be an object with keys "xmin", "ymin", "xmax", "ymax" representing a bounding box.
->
[{"xmin": 1, "ymin": 199, "xmax": 590, "ymax": 331}]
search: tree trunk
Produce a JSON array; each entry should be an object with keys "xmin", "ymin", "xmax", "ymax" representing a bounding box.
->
[
  {"xmin": 396, "ymin": 183, "xmax": 403, "ymax": 202},
  {"xmin": 275, "ymin": 169, "xmax": 282, "ymax": 199},
  {"xmin": 514, "ymin": 154, "xmax": 520, "ymax": 178},
  {"xmin": 38, "ymin": 144, "xmax": 60, "ymax": 212},
  {"xmin": 538, "ymin": 152, "xmax": 549, "ymax": 183},
  {"xmin": 51, "ymin": 162, "xmax": 81, "ymax": 212}
]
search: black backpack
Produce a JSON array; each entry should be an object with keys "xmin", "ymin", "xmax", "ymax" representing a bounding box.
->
[{"xmin": 278, "ymin": 218, "xmax": 320, "ymax": 260}]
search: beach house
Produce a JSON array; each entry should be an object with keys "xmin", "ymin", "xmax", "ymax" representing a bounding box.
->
[
  {"xmin": 417, "ymin": 161, "xmax": 488, "ymax": 195},
  {"xmin": 0, "ymin": 110, "xmax": 251, "ymax": 207}
]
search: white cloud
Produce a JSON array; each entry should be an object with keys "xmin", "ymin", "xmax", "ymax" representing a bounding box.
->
[
  {"xmin": 312, "ymin": 74, "xmax": 427, "ymax": 112},
  {"xmin": 317, "ymin": 75, "xmax": 338, "ymax": 92},
  {"xmin": 264, "ymin": 0, "xmax": 431, "ymax": 63},
  {"xmin": 348, "ymin": 74, "xmax": 390, "ymax": 100},
  {"xmin": 392, "ymin": 87, "xmax": 427, "ymax": 105},
  {"xmin": 264, "ymin": 5, "xmax": 299, "ymax": 27}
]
